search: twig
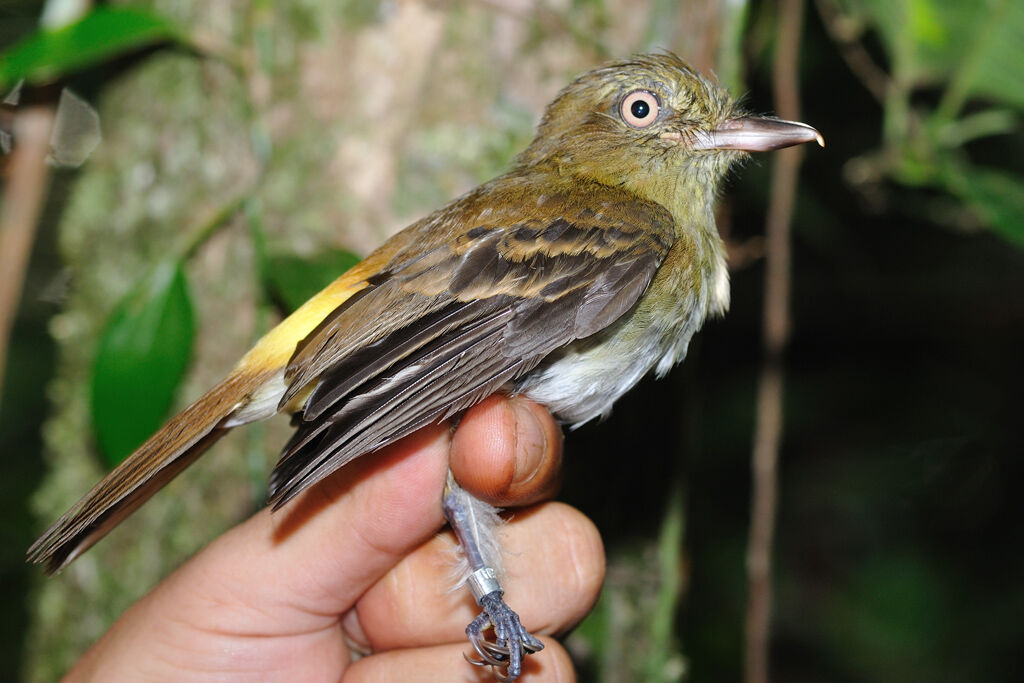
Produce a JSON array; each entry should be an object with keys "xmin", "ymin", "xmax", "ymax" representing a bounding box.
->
[
  {"xmin": 0, "ymin": 103, "xmax": 55, "ymax": 407},
  {"xmin": 177, "ymin": 190, "xmax": 252, "ymax": 260},
  {"xmin": 745, "ymin": 0, "xmax": 808, "ymax": 681},
  {"xmin": 813, "ymin": 0, "xmax": 888, "ymax": 103}
]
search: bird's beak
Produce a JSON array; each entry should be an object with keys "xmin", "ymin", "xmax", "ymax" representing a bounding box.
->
[{"xmin": 684, "ymin": 116, "xmax": 825, "ymax": 152}]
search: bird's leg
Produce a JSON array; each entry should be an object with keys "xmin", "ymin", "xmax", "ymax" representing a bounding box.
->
[{"xmin": 442, "ymin": 471, "xmax": 543, "ymax": 681}]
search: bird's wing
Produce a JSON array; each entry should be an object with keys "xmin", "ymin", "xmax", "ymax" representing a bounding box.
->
[{"xmin": 268, "ymin": 181, "xmax": 675, "ymax": 506}]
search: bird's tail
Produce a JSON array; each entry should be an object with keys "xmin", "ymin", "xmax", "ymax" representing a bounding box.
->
[
  {"xmin": 27, "ymin": 256, "xmax": 381, "ymax": 574},
  {"xmin": 27, "ymin": 368, "xmax": 273, "ymax": 574}
]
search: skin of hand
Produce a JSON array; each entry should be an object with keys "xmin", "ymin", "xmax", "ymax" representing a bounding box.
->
[{"xmin": 64, "ymin": 396, "xmax": 602, "ymax": 682}]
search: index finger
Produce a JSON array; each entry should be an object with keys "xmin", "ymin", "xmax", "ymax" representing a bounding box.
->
[{"xmin": 450, "ymin": 395, "xmax": 563, "ymax": 508}]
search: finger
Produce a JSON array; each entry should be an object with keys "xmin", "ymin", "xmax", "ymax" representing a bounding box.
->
[
  {"xmin": 451, "ymin": 395, "xmax": 563, "ymax": 507},
  {"xmin": 151, "ymin": 424, "xmax": 455, "ymax": 635},
  {"xmin": 343, "ymin": 637, "xmax": 575, "ymax": 683},
  {"xmin": 140, "ymin": 395, "xmax": 557, "ymax": 637},
  {"xmin": 351, "ymin": 502, "xmax": 604, "ymax": 650}
]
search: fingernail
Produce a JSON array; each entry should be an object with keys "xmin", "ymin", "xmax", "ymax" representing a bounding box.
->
[
  {"xmin": 340, "ymin": 608, "xmax": 372, "ymax": 654},
  {"xmin": 510, "ymin": 398, "xmax": 547, "ymax": 487}
]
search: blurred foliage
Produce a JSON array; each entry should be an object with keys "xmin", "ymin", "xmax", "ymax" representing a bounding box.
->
[
  {"xmin": 824, "ymin": 0, "xmax": 1024, "ymax": 245},
  {"xmin": 1, "ymin": 2, "xmax": 360, "ymax": 468},
  {"xmin": 266, "ymin": 247, "xmax": 360, "ymax": 313},
  {"xmin": 1, "ymin": 0, "xmax": 1021, "ymax": 682},
  {"xmin": 0, "ymin": 6, "xmax": 186, "ymax": 91}
]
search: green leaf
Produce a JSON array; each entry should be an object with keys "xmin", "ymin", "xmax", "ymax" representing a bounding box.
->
[
  {"xmin": 91, "ymin": 261, "xmax": 195, "ymax": 467},
  {"xmin": 0, "ymin": 7, "xmax": 185, "ymax": 90},
  {"xmin": 944, "ymin": 165, "xmax": 1024, "ymax": 247},
  {"xmin": 266, "ymin": 247, "xmax": 362, "ymax": 313},
  {"xmin": 952, "ymin": 0, "xmax": 1024, "ymax": 111},
  {"xmin": 849, "ymin": 0, "xmax": 1024, "ymax": 109}
]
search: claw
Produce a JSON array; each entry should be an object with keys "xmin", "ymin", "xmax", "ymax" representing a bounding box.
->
[
  {"xmin": 467, "ymin": 636, "xmax": 510, "ymax": 667},
  {"xmin": 464, "ymin": 591, "xmax": 544, "ymax": 681},
  {"xmin": 443, "ymin": 481, "xmax": 542, "ymax": 680}
]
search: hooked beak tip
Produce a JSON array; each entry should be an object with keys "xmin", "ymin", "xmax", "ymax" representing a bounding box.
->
[{"xmin": 688, "ymin": 116, "xmax": 824, "ymax": 153}]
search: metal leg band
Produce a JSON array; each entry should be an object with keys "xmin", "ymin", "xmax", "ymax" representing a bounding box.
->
[{"xmin": 467, "ymin": 566, "xmax": 502, "ymax": 604}]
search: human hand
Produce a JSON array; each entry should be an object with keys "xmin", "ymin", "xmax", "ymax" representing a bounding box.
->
[{"xmin": 65, "ymin": 396, "xmax": 605, "ymax": 681}]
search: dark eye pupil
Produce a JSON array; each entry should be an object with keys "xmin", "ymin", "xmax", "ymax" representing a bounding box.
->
[{"xmin": 631, "ymin": 100, "xmax": 650, "ymax": 119}]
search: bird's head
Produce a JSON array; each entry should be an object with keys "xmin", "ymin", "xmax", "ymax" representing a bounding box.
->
[{"xmin": 517, "ymin": 52, "xmax": 822, "ymax": 217}]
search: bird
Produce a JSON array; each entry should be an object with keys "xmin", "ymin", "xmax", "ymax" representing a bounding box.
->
[{"xmin": 29, "ymin": 52, "xmax": 822, "ymax": 680}]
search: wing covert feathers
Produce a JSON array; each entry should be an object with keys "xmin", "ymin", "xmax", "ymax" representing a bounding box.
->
[{"xmin": 268, "ymin": 177, "xmax": 675, "ymax": 508}]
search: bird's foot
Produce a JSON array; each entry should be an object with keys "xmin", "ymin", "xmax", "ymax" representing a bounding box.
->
[{"xmin": 464, "ymin": 591, "xmax": 544, "ymax": 681}]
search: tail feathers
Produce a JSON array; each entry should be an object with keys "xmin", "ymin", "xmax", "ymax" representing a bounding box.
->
[{"xmin": 27, "ymin": 370, "xmax": 267, "ymax": 574}]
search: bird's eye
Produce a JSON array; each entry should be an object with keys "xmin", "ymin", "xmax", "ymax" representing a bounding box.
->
[{"xmin": 620, "ymin": 90, "xmax": 660, "ymax": 128}]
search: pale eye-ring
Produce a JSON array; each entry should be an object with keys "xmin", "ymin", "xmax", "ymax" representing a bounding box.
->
[{"xmin": 620, "ymin": 90, "xmax": 660, "ymax": 128}]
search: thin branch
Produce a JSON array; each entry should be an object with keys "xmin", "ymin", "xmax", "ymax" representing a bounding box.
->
[
  {"xmin": 745, "ymin": 0, "xmax": 809, "ymax": 681},
  {"xmin": 177, "ymin": 190, "xmax": 252, "ymax": 260},
  {"xmin": 813, "ymin": 0, "xmax": 889, "ymax": 103},
  {"xmin": 0, "ymin": 102, "xmax": 55, "ymax": 407}
]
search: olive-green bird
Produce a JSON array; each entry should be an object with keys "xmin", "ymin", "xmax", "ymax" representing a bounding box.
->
[{"xmin": 29, "ymin": 52, "xmax": 822, "ymax": 680}]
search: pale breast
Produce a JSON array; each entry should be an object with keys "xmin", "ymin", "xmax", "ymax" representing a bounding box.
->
[{"xmin": 517, "ymin": 231, "xmax": 729, "ymax": 426}]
